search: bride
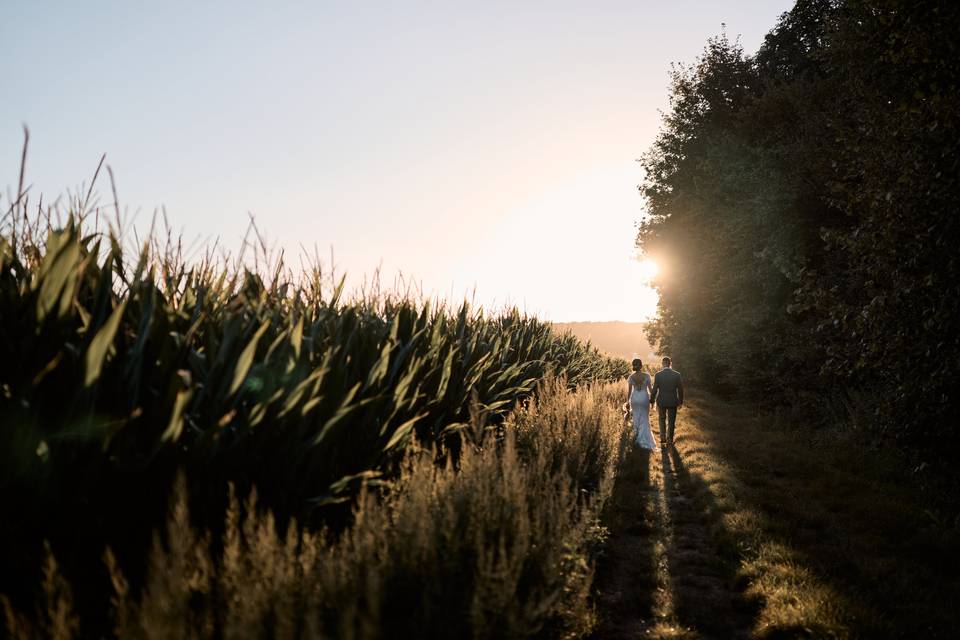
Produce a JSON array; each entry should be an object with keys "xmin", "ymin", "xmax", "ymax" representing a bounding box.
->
[{"xmin": 626, "ymin": 358, "xmax": 657, "ymax": 449}]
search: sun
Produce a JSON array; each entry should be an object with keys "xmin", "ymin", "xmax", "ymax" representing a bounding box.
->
[
  {"xmin": 626, "ymin": 257, "xmax": 660, "ymax": 320},
  {"xmin": 638, "ymin": 258, "xmax": 659, "ymax": 282}
]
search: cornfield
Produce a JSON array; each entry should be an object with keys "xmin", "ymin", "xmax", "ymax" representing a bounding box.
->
[{"xmin": 0, "ymin": 180, "xmax": 629, "ymax": 636}]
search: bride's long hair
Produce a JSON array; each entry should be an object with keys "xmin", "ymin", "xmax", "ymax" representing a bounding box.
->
[{"xmin": 631, "ymin": 358, "xmax": 642, "ymax": 372}]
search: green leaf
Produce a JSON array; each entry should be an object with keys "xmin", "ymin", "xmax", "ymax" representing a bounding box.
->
[
  {"xmin": 290, "ymin": 316, "xmax": 303, "ymax": 359},
  {"xmin": 84, "ymin": 300, "xmax": 128, "ymax": 387},
  {"xmin": 0, "ymin": 237, "xmax": 11, "ymax": 270},
  {"xmin": 384, "ymin": 412, "xmax": 427, "ymax": 451},
  {"xmin": 437, "ymin": 347, "xmax": 456, "ymax": 398},
  {"xmin": 229, "ymin": 320, "xmax": 270, "ymax": 396},
  {"xmin": 56, "ymin": 241, "xmax": 93, "ymax": 319},
  {"xmin": 278, "ymin": 365, "xmax": 327, "ymax": 418},
  {"xmin": 162, "ymin": 387, "xmax": 194, "ymax": 442},
  {"xmin": 308, "ymin": 470, "xmax": 383, "ymax": 506},
  {"xmin": 364, "ymin": 340, "xmax": 392, "ymax": 390},
  {"xmin": 311, "ymin": 382, "xmax": 364, "ymax": 445},
  {"xmin": 36, "ymin": 231, "xmax": 81, "ymax": 322}
]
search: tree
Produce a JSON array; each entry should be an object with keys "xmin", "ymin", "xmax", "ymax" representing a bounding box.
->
[{"xmin": 638, "ymin": 0, "xmax": 960, "ymax": 466}]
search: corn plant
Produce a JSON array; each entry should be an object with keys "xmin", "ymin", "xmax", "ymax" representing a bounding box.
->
[{"xmin": 0, "ymin": 198, "xmax": 628, "ymax": 626}]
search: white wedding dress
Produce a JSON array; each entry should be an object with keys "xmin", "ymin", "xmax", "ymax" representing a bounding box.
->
[{"xmin": 630, "ymin": 373, "xmax": 657, "ymax": 450}]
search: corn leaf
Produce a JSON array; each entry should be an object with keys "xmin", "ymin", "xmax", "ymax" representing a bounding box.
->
[{"xmin": 83, "ymin": 299, "xmax": 128, "ymax": 387}]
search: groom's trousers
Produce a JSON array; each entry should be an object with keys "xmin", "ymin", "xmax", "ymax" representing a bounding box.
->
[{"xmin": 658, "ymin": 405, "xmax": 677, "ymax": 442}]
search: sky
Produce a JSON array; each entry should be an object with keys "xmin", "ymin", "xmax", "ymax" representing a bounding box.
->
[{"xmin": 2, "ymin": 0, "xmax": 793, "ymax": 321}]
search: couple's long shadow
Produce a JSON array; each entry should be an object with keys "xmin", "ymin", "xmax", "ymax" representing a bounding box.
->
[
  {"xmin": 659, "ymin": 442, "xmax": 761, "ymax": 637},
  {"xmin": 594, "ymin": 436, "xmax": 760, "ymax": 638},
  {"xmin": 591, "ymin": 442, "xmax": 659, "ymax": 636}
]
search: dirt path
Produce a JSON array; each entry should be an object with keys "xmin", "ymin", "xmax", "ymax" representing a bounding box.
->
[
  {"xmin": 591, "ymin": 399, "xmax": 960, "ymax": 639},
  {"xmin": 592, "ymin": 417, "xmax": 757, "ymax": 639}
]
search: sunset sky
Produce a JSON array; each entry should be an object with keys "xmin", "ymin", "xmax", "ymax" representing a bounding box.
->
[{"xmin": 3, "ymin": 1, "xmax": 792, "ymax": 321}]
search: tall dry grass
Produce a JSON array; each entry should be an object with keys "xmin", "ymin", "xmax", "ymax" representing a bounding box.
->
[{"xmin": 3, "ymin": 379, "xmax": 628, "ymax": 639}]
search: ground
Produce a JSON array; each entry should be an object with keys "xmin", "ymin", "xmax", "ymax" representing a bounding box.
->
[{"xmin": 591, "ymin": 397, "xmax": 960, "ymax": 639}]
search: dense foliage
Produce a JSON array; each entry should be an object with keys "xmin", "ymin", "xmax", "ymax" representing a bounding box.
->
[
  {"xmin": 639, "ymin": 0, "xmax": 959, "ymax": 465},
  {"xmin": 0, "ymin": 202, "xmax": 628, "ymax": 631}
]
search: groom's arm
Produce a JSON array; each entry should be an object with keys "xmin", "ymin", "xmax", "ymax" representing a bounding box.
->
[
  {"xmin": 651, "ymin": 375, "xmax": 659, "ymax": 404},
  {"xmin": 677, "ymin": 375, "xmax": 684, "ymax": 406}
]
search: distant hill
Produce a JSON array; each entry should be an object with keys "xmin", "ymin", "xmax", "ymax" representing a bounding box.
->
[{"xmin": 552, "ymin": 321, "xmax": 657, "ymax": 362}]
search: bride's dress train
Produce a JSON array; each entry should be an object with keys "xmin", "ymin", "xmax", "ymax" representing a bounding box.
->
[{"xmin": 631, "ymin": 388, "xmax": 657, "ymax": 450}]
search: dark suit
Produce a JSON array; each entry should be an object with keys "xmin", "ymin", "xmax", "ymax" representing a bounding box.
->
[{"xmin": 651, "ymin": 367, "xmax": 683, "ymax": 442}]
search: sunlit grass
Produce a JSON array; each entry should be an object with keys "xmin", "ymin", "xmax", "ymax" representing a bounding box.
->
[
  {"xmin": 680, "ymin": 400, "xmax": 959, "ymax": 638},
  {"xmin": 593, "ymin": 397, "xmax": 960, "ymax": 638}
]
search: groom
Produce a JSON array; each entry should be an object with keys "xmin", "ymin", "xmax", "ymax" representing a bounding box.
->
[{"xmin": 651, "ymin": 356, "xmax": 683, "ymax": 446}]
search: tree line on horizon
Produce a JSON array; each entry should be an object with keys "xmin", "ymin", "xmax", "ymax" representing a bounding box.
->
[
  {"xmin": 638, "ymin": 0, "xmax": 959, "ymax": 472},
  {"xmin": 553, "ymin": 321, "xmax": 657, "ymax": 361}
]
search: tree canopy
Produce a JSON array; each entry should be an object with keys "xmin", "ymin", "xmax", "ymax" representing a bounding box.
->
[{"xmin": 638, "ymin": 0, "xmax": 960, "ymax": 464}]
